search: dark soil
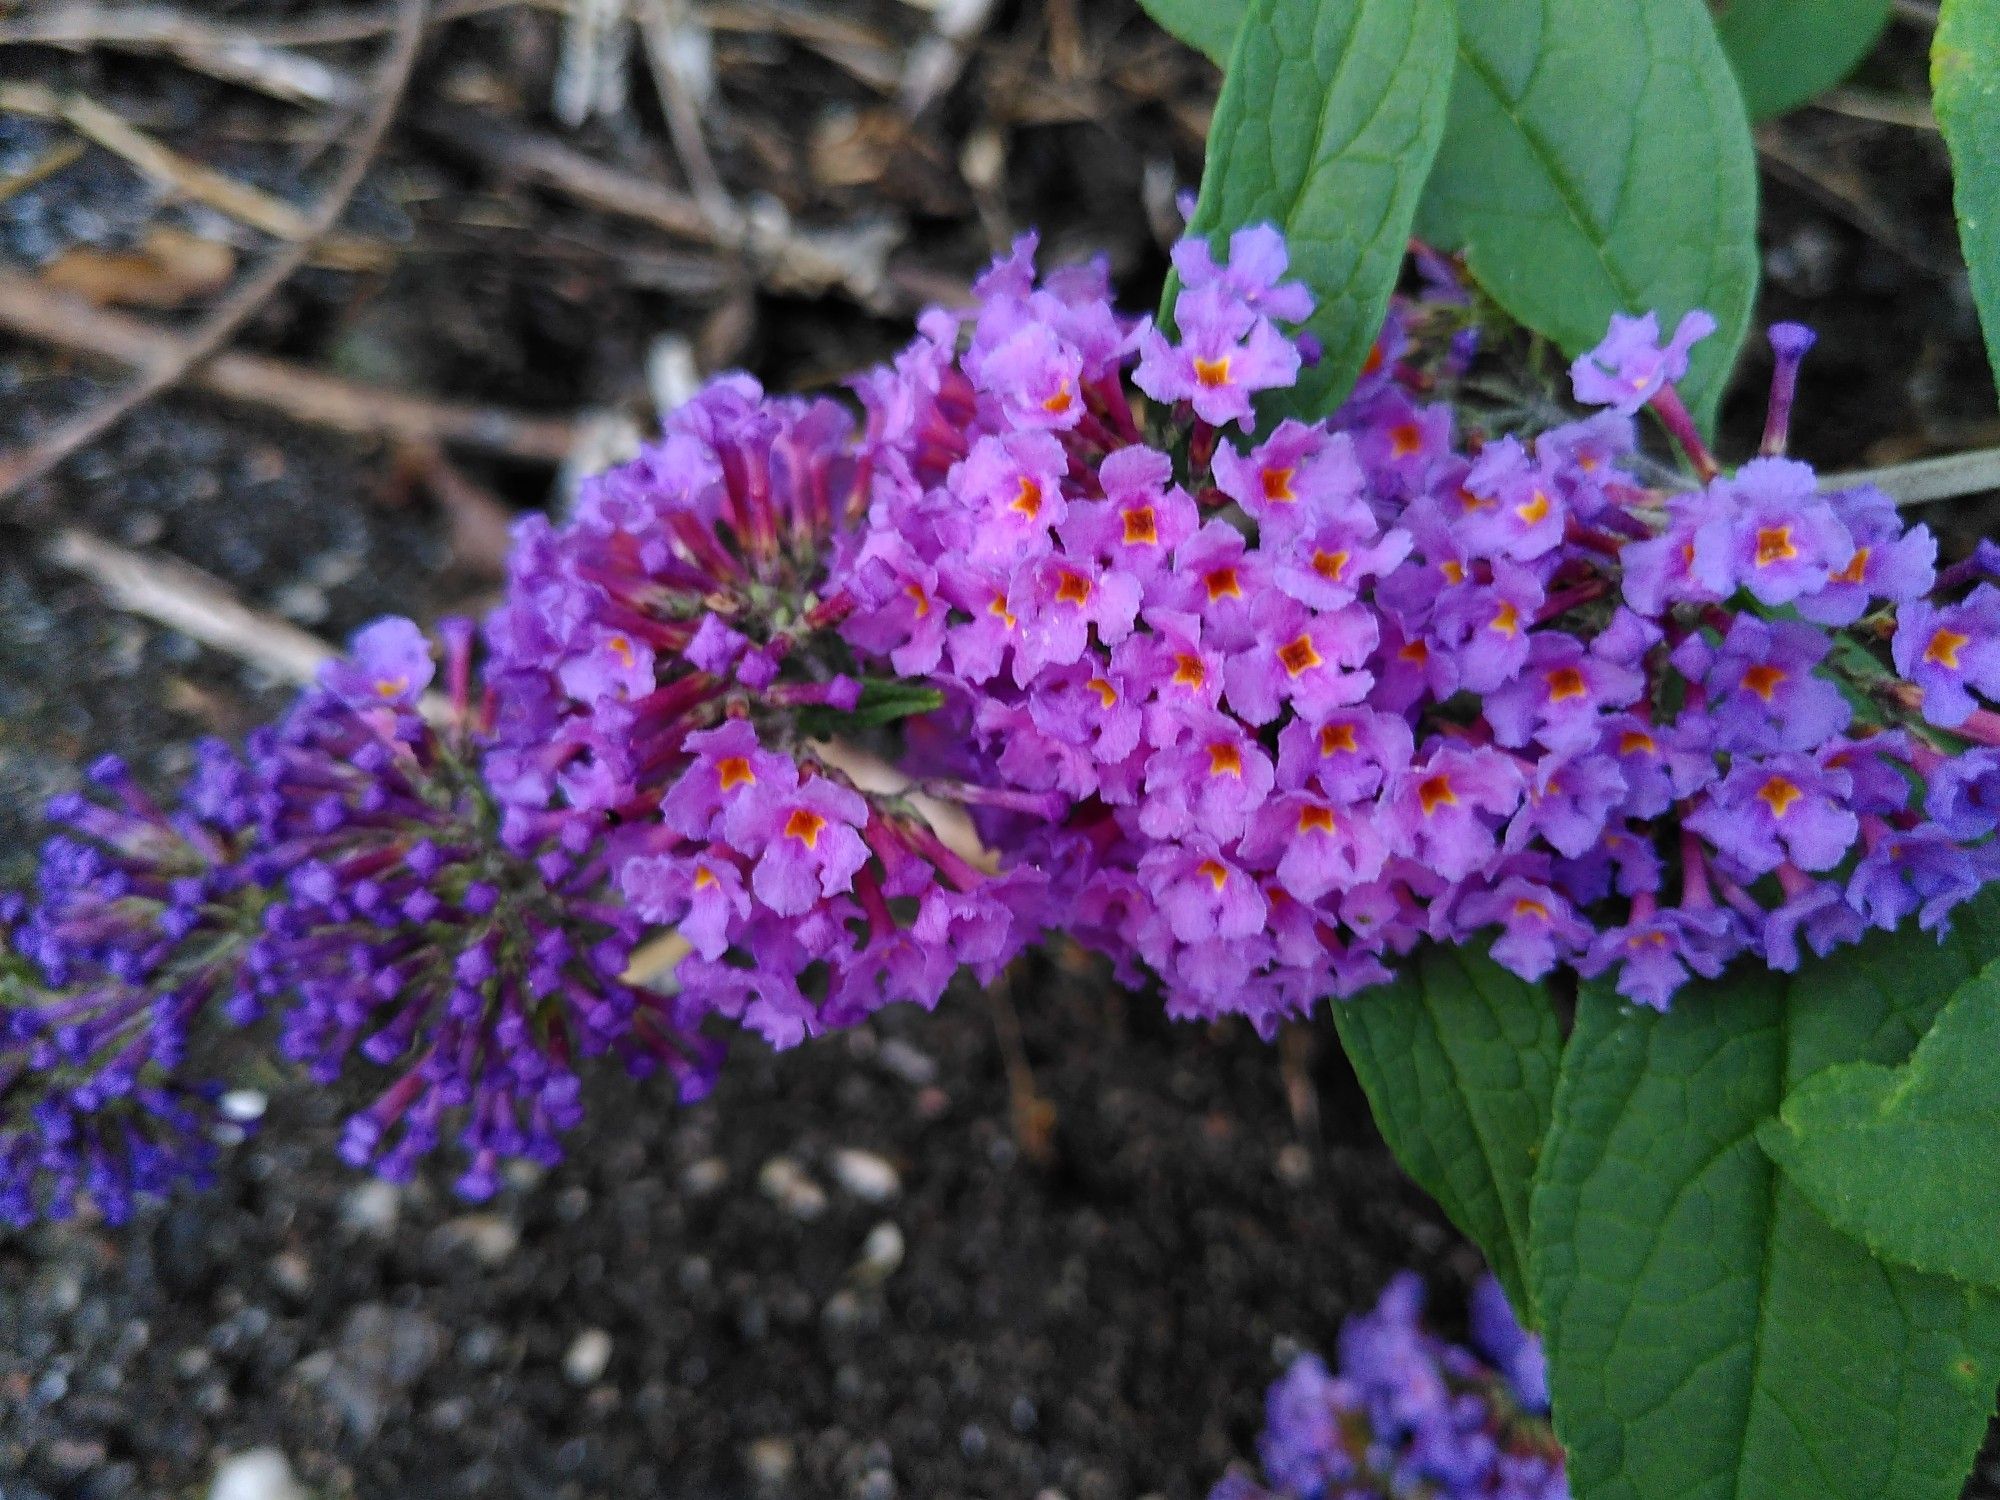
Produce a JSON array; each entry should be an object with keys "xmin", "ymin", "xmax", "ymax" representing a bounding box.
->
[{"xmin": 2, "ymin": 3, "xmax": 1999, "ymax": 1497}]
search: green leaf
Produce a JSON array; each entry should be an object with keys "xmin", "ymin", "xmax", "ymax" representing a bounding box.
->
[
  {"xmin": 1761, "ymin": 954, "xmax": 2000, "ymax": 1289},
  {"xmin": 1937, "ymin": 0, "xmax": 2000, "ymax": 402},
  {"xmin": 1414, "ymin": 0, "xmax": 1760, "ymax": 425},
  {"xmin": 1532, "ymin": 896, "xmax": 2000, "ymax": 1500},
  {"xmin": 1331, "ymin": 944, "xmax": 1562, "ymax": 1321},
  {"xmin": 1134, "ymin": 0, "xmax": 1243, "ymax": 67},
  {"xmin": 794, "ymin": 680, "xmax": 945, "ymax": 738},
  {"xmin": 1168, "ymin": 0, "xmax": 1458, "ymax": 419},
  {"xmin": 1713, "ymin": 0, "xmax": 1892, "ymax": 119}
]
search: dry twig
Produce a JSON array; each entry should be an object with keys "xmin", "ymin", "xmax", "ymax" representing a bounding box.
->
[
  {"xmin": 0, "ymin": 0, "xmax": 431, "ymax": 503},
  {"xmin": 0, "ymin": 6, "xmax": 359, "ymax": 106},
  {"xmin": 45, "ymin": 527, "xmax": 338, "ymax": 688},
  {"xmin": 0, "ymin": 271, "xmax": 578, "ymax": 462}
]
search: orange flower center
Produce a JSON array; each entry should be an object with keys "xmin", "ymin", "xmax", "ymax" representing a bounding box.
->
[
  {"xmin": 1490, "ymin": 601, "xmax": 1520, "ymax": 637},
  {"xmin": 1312, "ymin": 549, "xmax": 1351, "ymax": 582},
  {"xmin": 1193, "ymin": 355, "xmax": 1233, "ymax": 389},
  {"xmin": 1319, "ymin": 722, "xmax": 1358, "ymax": 755},
  {"xmin": 1741, "ymin": 663, "xmax": 1786, "ymax": 701},
  {"xmin": 1547, "ymin": 666, "xmax": 1589, "ymax": 702},
  {"xmin": 1055, "ymin": 570, "xmax": 1093, "ymax": 606},
  {"xmin": 607, "ymin": 635, "xmax": 634, "ymax": 667},
  {"xmin": 1831, "ymin": 547, "xmax": 1870, "ymax": 585},
  {"xmin": 1196, "ymin": 859, "xmax": 1231, "ymax": 891},
  {"xmin": 1418, "ymin": 774, "xmax": 1458, "ymax": 815},
  {"xmin": 1087, "ymin": 677, "xmax": 1118, "ymax": 709},
  {"xmin": 1042, "ymin": 383, "xmax": 1075, "ymax": 415},
  {"xmin": 1261, "ymin": 466, "xmax": 1296, "ymax": 503},
  {"xmin": 1399, "ymin": 639, "xmax": 1430, "ymax": 664},
  {"xmin": 1512, "ymin": 897, "xmax": 1550, "ymax": 921},
  {"xmin": 1207, "ymin": 742, "xmax": 1244, "ymax": 778},
  {"xmin": 905, "ymin": 582, "xmax": 932, "ymax": 617},
  {"xmin": 1296, "ymin": 804, "xmax": 1338, "ymax": 835},
  {"xmin": 1010, "ymin": 477, "xmax": 1043, "ymax": 518},
  {"xmin": 988, "ymin": 594, "xmax": 1017, "ymax": 628},
  {"xmin": 1757, "ymin": 776, "xmax": 1803, "ymax": 818},
  {"xmin": 1205, "ymin": 566, "xmax": 1243, "ymax": 602},
  {"xmin": 1440, "ymin": 560, "xmax": 1466, "ymax": 585},
  {"xmin": 1277, "ymin": 634, "xmax": 1322, "ymax": 677},
  {"xmin": 1121, "ymin": 506, "xmax": 1159, "ymax": 545},
  {"xmin": 1172, "ymin": 653, "xmax": 1207, "ymax": 688},
  {"xmin": 1388, "ymin": 422, "xmax": 1423, "ymax": 458},
  {"xmin": 717, "ymin": 756, "xmax": 757, "ymax": 791},
  {"xmin": 1515, "ymin": 489, "xmax": 1552, "ymax": 525},
  {"xmin": 693, "ymin": 866, "xmax": 718, "ymax": 890},
  {"xmin": 784, "ymin": 808, "xmax": 827, "ymax": 848},
  {"xmin": 1754, "ymin": 526, "xmax": 1798, "ymax": 567},
  {"xmin": 1926, "ymin": 627, "xmax": 1971, "ymax": 669},
  {"xmin": 1617, "ymin": 729, "xmax": 1657, "ymax": 756}
]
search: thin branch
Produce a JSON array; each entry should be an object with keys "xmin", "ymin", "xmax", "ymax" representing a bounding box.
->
[
  {"xmin": 0, "ymin": 271, "xmax": 578, "ymax": 462},
  {"xmin": 0, "ymin": 0, "xmax": 431, "ymax": 503},
  {"xmin": 0, "ymin": 7, "xmax": 359, "ymax": 106},
  {"xmin": 1822, "ymin": 446, "xmax": 2000, "ymax": 508},
  {"xmin": 46, "ymin": 527, "xmax": 337, "ymax": 687}
]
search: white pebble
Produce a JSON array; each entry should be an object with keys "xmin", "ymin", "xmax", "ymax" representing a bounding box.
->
[
  {"xmin": 563, "ymin": 1327, "xmax": 614, "ymax": 1386},
  {"xmin": 338, "ymin": 1180, "xmax": 401, "ymax": 1237},
  {"xmin": 851, "ymin": 1221, "xmax": 905, "ymax": 1284},
  {"xmin": 758, "ymin": 1157, "xmax": 828, "ymax": 1220},
  {"xmin": 830, "ymin": 1148, "xmax": 901, "ymax": 1204},
  {"xmin": 208, "ymin": 1448, "xmax": 306, "ymax": 1500}
]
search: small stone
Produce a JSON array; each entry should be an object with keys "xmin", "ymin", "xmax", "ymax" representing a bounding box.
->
[
  {"xmin": 1274, "ymin": 1143, "xmax": 1313, "ymax": 1185},
  {"xmin": 876, "ymin": 1039, "xmax": 937, "ymax": 1086},
  {"xmin": 850, "ymin": 1221, "xmax": 905, "ymax": 1285},
  {"xmin": 207, "ymin": 1449, "xmax": 306, "ymax": 1500},
  {"xmin": 757, "ymin": 1157, "xmax": 827, "ymax": 1220},
  {"xmin": 434, "ymin": 1213, "xmax": 519, "ymax": 1267},
  {"xmin": 268, "ymin": 1252, "xmax": 312, "ymax": 1300},
  {"xmin": 744, "ymin": 1435, "xmax": 796, "ymax": 1486},
  {"xmin": 339, "ymin": 1180, "xmax": 401, "ymax": 1237},
  {"xmin": 681, "ymin": 1157, "xmax": 728, "ymax": 1196},
  {"xmin": 830, "ymin": 1149, "xmax": 900, "ymax": 1204},
  {"xmin": 563, "ymin": 1328, "xmax": 613, "ymax": 1386}
]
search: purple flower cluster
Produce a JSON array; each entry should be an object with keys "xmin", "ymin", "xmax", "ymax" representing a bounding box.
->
[
  {"xmin": 0, "ymin": 750, "xmax": 268, "ymax": 1225},
  {"xmin": 1210, "ymin": 1274, "xmax": 1566, "ymax": 1500},
  {"xmin": 2, "ymin": 619, "xmax": 717, "ymax": 1221},
  {"xmin": 479, "ymin": 373, "xmax": 1049, "ymax": 1049},
  {"xmin": 820, "ymin": 227, "xmax": 2000, "ymax": 1014}
]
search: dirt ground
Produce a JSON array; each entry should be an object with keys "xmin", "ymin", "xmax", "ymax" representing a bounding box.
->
[{"xmin": 2, "ymin": 2, "xmax": 1998, "ymax": 1496}]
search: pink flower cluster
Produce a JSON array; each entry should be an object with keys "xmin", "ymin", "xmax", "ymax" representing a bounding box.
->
[{"xmin": 823, "ymin": 228, "xmax": 2000, "ymax": 1017}]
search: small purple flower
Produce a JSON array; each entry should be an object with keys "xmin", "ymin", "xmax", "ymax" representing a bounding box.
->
[
  {"xmin": 721, "ymin": 769, "xmax": 872, "ymax": 916},
  {"xmin": 1671, "ymin": 615, "xmax": 1850, "ymax": 755},
  {"xmin": 1139, "ymin": 836, "xmax": 1269, "ymax": 944},
  {"xmin": 320, "ymin": 616, "xmax": 435, "ymax": 712},
  {"xmin": 1212, "ymin": 422, "xmax": 1365, "ymax": 538},
  {"xmin": 1485, "ymin": 636, "xmax": 1645, "ymax": 755},
  {"xmin": 1686, "ymin": 753, "xmax": 1858, "ymax": 875},
  {"xmin": 1134, "ymin": 284, "xmax": 1302, "ymax": 429},
  {"xmin": 1170, "ymin": 222, "xmax": 1315, "ymax": 324},
  {"xmin": 1384, "ymin": 745, "xmax": 1525, "ymax": 881},
  {"xmin": 1797, "ymin": 485, "xmax": 1936, "ymax": 627},
  {"xmin": 1892, "ymin": 586, "xmax": 2000, "ymax": 727},
  {"xmin": 1570, "ymin": 308, "xmax": 1716, "ymax": 414},
  {"xmin": 1698, "ymin": 457, "xmax": 1854, "ymax": 607}
]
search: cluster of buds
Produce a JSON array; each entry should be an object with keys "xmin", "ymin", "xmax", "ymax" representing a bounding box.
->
[
  {"xmin": 1, "ymin": 619, "xmax": 717, "ymax": 1221},
  {"xmin": 1210, "ymin": 1275, "xmax": 1565, "ymax": 1500}
]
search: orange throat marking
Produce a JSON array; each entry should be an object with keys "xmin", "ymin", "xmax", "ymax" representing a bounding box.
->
[{"xmin": 783, "ymin": 807, "xmax": 827, "ymax": 848}]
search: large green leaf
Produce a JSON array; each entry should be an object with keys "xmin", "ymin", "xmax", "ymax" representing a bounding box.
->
[
  {"xmin": 1331, "ymin": 944, "xmax": 1562, "ymax": 1321},
  {"xmin": 1937, "ymin": 0, "xmax": 2000, "ymax": 402},
  {"xmin": 1762, "ymin": 955, "xmax": 2000, "ymax": 1290},
  {"xmin": 1713, "ymin": 0, "xmax": 1892, "ymax": 120},
  {"xmin": 1167, "ymin": 0, "xmax": 1458, "ymax": 420},
  {"xmin": 1532, "ymin": 898, "xmax": 2000, "ymax": 1500},
  {"xmin": 1414, "ymin": 0, "xmax": 1759, "ymax": 424},
  {"xmin": 1134, "ymin": 0, "xmax": 1241, "ymax": 67}
]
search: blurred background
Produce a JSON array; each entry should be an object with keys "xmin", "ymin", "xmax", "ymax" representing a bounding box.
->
[{"xmin": 0, "ymin": 2, "xmax": 1993, "ymax": 1496}]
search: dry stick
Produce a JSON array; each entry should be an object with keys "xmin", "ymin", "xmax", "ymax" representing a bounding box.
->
[
  {"xmin": 0, "ymin": 272, "xmax": 578, "ymax": 462},
  {"xmin": 634, "ymin": 0, "xmax": 733, "ymax": 227},
  {"xmin": 0, "ymin": 0, "xmax": 550, "ymax": 52},
  {"xmin": 46, "ymin": 528, "xmax": 339, "ymax": 687},
  {"xmin": 0, "ymin": 0, "xmax": 431, "ymax": 503},
  {"xmin": 1823, "ymin": 446, "xmax": 2000, "ymax": 508},
  {"xmin": 0, "ymin": 8, "xmax": 358, "ymax": 107}
]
